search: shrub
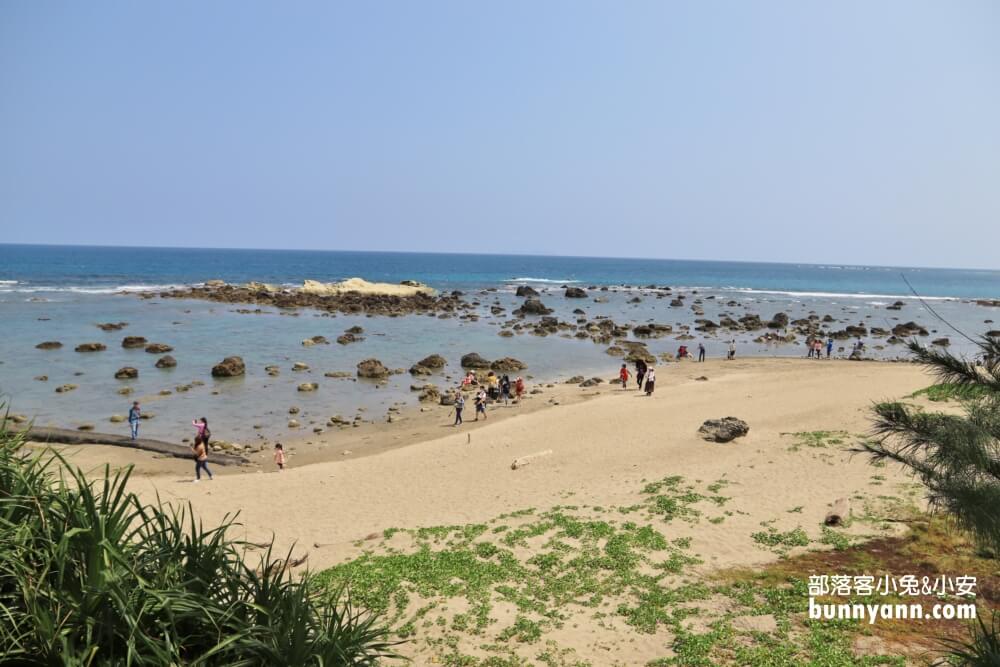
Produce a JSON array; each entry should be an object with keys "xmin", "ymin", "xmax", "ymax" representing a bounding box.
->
[{"xmin": 0, "ymin": 410, "xmax": 399, "ymax": 665}]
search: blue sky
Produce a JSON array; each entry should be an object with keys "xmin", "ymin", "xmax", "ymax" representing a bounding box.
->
[{"xmin": 1, "ymin": 1, "xmax": 998, "ymax": 268}]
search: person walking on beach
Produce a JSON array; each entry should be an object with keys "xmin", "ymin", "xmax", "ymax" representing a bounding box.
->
[
  {"xmin": 500, "ymin": 374, "xmax": 511, "ymax": 405},
  {"xmin": 807, "ymin": 337, "xmax": 815, "ymax": 358},
  {"xmin": 728, "ymin": 340, "xmax": 736, "ymax": 360},
  {"xmin": 128, "ymin": 401, "xmax": 141, "ymax": 440},
  {"xmin": 453, "ymin": 391, "xmax": 465, "ymax": 425},
  {"xmin": 514, "ymin": 376, "xmax": 525, "ymax": 403},
  {"xmin": 474, "ymin": 388, "xmax": 488, "ymax": 421},
  {"xmin": 635, "ymin": 359, "xmax": 647, "ymax": 390},
  {"xmin": 191, "ymin": 432, "xmax": 213, "ymax": 482},
  {"xmin": 826, "ymin": 337, "xmax": 834, "ymax": 359},
  {"xmin": 273, "ymin": 443, "xmax": 286, "ymax": 471},
  {"xmin": 644, "ymin": 367, "xmax": 656, "ymax": 396},
  {"xmin": 619, "ymin": 363, "xmax": 630, "ymax": 389},
  {"xmin": 698, "ymin": 343, "xmax": 705, "ymax": 362}
]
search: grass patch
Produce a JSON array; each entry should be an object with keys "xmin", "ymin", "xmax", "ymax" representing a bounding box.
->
[{"xmin": 909, "ymin": 383, "xmax": 989, "ymax": 402}]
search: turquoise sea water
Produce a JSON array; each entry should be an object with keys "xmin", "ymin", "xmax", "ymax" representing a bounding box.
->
[{"xmin": 1, "ymin": 244, "xmax": 997, "ymax": 445}]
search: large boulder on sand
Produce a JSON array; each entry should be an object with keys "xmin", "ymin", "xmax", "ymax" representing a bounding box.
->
[
  {"xmin": 357, "ymin": 358, "xmax": 390, "ymax": 379},
  {"xmin": 698, "ymin": 417, "xmax": 750, "ymax": 443},
  {"xmin": 460, "ymin": 353, "xmax": 492, "ymax": 369},
  {"xmin": 515, "ymin": 285, "xmax": 539, "ymax": 297},
  {"xmin": 212, "ymin": 356, "xmax": 246, "ymax": 377}
]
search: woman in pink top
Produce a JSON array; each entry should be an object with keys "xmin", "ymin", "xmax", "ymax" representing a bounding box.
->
[{"xmin": 192, "ymin": 417, "xmax": 209, "ymax": 444}]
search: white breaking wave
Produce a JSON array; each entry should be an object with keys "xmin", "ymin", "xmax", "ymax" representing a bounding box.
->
[
  {"xmin": 505, "ymin": 277, "xmax": 581, "ymax": 284},
  {"xmin": 0, "ymin": 280, "xmax": 17, "ymax": 285},
  {"xmin": 722, "ymin": 287, "xmax": 956, "ymax": 301},
  {"xmin": 0, "ymin": 283, "xmax": 186, "ymax": 295}
]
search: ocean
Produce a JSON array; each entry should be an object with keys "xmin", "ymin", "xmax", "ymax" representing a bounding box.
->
[{"xmin": 1, "ymin": 244, "xmax": 997, "ymax": 444}]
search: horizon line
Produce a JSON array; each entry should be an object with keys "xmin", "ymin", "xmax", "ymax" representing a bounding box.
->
[{"xmin": 0, "ymin": 241, "xmax": 997, "ymax": 274}]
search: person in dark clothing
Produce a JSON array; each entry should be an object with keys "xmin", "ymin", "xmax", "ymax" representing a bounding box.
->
[
  {"xmin": 697, "ymin": 343, "xmax": 706, "ymax": 362},
  {"xmin": 635, "ymin": 359, "xmax": 647, "ymax": 390}
]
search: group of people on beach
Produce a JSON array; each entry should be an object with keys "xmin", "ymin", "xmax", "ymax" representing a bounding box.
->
[
  {"xmin": 452, "ymin": 371, "xmax": 525, "ymax": 425},
  {"xmin": 619, "ymin": 359, "xmax": 658, "ymax": 395}
]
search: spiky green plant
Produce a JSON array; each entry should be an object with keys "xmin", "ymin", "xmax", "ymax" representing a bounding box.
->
[
  {"xmin": 0, "ymin": 408, "xmax": 400, "ymax": 665},
  {"xmin": 858, "ymin": 337, "xmax": 1000, "ymax": 554},
  {"xmin": 857, "ymin": 337, "xmax": 1000, "ymax": 666}
]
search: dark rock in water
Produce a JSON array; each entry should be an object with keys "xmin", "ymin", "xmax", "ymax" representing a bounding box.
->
[
  {"xmin": 698, "ymin": 417, "xmax": 749, "ymax": 443},
  {"xmin": 564, "ymin": 287, "xmax": 588, "ymax": 298},
  {"xmin": 75, "ymin": 342, "xmax": 107, "ymax": 352},
  {"xmin": 336, "ymin": 333, "xmax": 363, "ymax": 345},
  {"xmin": 345, "ymin": 325, "xmax": 364, "ymax": 334},
  {"xmin": 669, "ymin": 299, "xmax": 684, "ymax": 307},
  {"xmin": 987, "ymin": 330, "xmax": 1000, "ymax": 338},
  {"xmin": 97, "ymin": 321, "xmax": 128, "ymax": 331},
  {"xmin": 931, "ymin": 337, "xmax": 950, "ymax": 347},
  {"xmin": 36, "ymin": 341, "xmax": 62, "ymax": 350},
  {"xmin": 891, "ymin": 321, "xmax": 929, "ymax": 337},
  {"xmin": 114, "ymin": 367, "xmax": 139, "ymax": 379},
  {"xmin": 418, "ymin": 385, "xmax": 440, "ymax": 403},
  {"xmin": 155, "ymin": 355, "xmax": 177, "ymax": 368},
  {"xmin": 122, "ymin": 336, "xmax": 147, "ymax": 348},
  {"xmin": 410, "ymin": 353, "xmax": 448, "ymax": 375},
  {"xmin": 515, "ymin": 298, "xmax": 553, "ymax": 316},
  {"xmin": 491, "ymin": 357, "xmax": 526, "ymax": 372},
  {"xmin": 306, "ymin": 335, "xmax": 329, "ymax": 345},
  {"xmin": 55, "ymin": 384, "xmax": 78, "ymax": 393},
  {"xmin": 357, "ymin": 358, "xmax": 390, "ymax": 379},
  {"xmin": 145, "ymin": 343, "xmax": 173, "ymax": 354},
  {"xmin": 416, "ymin": 354, "xmax": 447, "ymax": 369},
  {"xmin": 212, "ymin": 356, "xmax": 246, "ymax": 377},
  {"xmin": 297, "ymin": 382, "xmax": 319, "ymax": 392},
  {"xmin": 34, "ymin": 375, "xmax": 48, "ymax": 381},
  {"xmin": 767, "ymin": 312, "xmax": 789, "ymax": 329},
  {"xmin": 515, "ymin": 285, "xmax": 540, "ymax": 297},
  {"xmin": 460, "ymin": 353, "xmax": 492, "ymax": 369}
]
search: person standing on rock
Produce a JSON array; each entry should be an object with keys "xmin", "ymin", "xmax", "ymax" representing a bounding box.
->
[
  {"xmin": 698, "ymin": 343, "xmax": 706, "ymax": 362},
  {"xmin": 619, "ymin": 363, "xmax": 630, "ymax": 389},
  {"xmin": 635, "ymin": 359, "xmax": 647, "ymax": 390},
  {"xmin": 453, "ymin": 391, "xmax": 465, "ymax": 426},
  {"xmin": 644, "ymin": 367, "xmax": 656, "ymax": 396},
  {"xmin": 128, "ymin": 401, "xmax": 141, "ymax": 440}
]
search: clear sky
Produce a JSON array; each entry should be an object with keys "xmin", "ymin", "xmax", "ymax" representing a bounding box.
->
[{"xmin": 1, "ymin": 2, "xmax": 998, "ymax": 268}]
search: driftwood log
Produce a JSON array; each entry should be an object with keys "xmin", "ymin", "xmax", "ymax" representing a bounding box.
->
[
  {"xmin": 511, "ymin": 449, "xmax": 553, "ymax": 470},
  {"xmin": 19, "ymin": 426, "xmax": 248, "ymax": 466}
]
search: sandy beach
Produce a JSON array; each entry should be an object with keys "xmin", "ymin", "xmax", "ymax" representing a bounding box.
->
[{"xmin": 35, "ymin": 358, "xmax": 937, "ymax": 664}]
